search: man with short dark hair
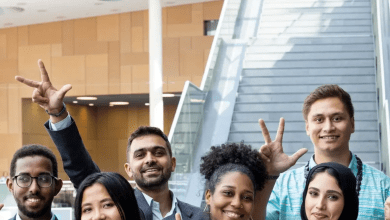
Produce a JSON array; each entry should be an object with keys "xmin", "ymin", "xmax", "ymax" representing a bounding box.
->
[
  {"xmin": 6, "ymin": 144, "xmax": 63, "ymax": 220},
  {"xmin": 259, "ymin": 84, "xmax": 390, "ymax": 219},
  {"xmin": 15, "ymin": 60, "xmax": 203, "ymax": 220}
]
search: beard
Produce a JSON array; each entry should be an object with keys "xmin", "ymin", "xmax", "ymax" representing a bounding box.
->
[
  {"xmin": 16, "ymin": 196, "xmax": 52, "ymax": 219},
  {"xmin": 134, "ymin": 163, "xmax": 172, "ymax": 191}
]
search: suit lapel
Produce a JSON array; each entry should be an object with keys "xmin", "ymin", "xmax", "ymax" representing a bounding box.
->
[
  {"xmin": 177, "ymin": 200, "xmax": 193, "ymax": 220},
  {"xmin": 134, "ymin": 188, "xmax": 153, "ymax": 220}
]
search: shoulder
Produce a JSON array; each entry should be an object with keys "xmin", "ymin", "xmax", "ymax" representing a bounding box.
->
[
  {"xmin": 277, "ymin": 165, "xmax": 306, "ymax": 184},
  {"xmin": 177, "ymin": 199, "xmax": 202, "ymax": 213},
  {"xmin": 362, "ymin": 162, "xmax": 390, "ymax": 180}
]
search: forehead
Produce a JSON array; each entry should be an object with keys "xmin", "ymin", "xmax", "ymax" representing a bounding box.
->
[
  {"xmin": 15, "ymin": 156, "xmax": 53, "ymax": 175},
  {"xmin": 308, "ymin": 97, "xmax": 348, "ymax": 117},
  {"xmin": 309, "ymin": 172, "xmax": 341, "ymax": 192},
  {"xmin": 82, "ymin": 183, "xmax": 110, "ymax": 204},
  {"xmin": 130, "ymin": 134, "xmax": 168, "ymax": 153},
  {"xmin": 217, "ymin": 171, "xmax": 254, "ymax": 191}
]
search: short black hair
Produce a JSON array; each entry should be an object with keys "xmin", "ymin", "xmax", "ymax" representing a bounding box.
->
[
  {"xmin": 200, "ymin": 143, "xmax": 268, "ymax": 193},
  {"xmin": 127, "ymin": 126, "xmax": 172, "ymax": 161},
  {"xmin": 74, "ymin": 172, "xmax": 142, "ymax": 220},
  {"xmin": 303, "ymin": 84, "xmax": 354, "ymax": 120},
  {"xmin": 10, "ymin": 144, "xmax": 58, "ymax": 178}
]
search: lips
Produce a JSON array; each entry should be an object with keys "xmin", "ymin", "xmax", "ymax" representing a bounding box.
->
[
  {"xmin": 223, "ymin": 210, "xmax": 244, "ymax": 219},
  {"xmin": 24, "ymin": 196, "xmax": 44, "ymax": 207},
  {"xmin": 141, "ymin": 166, "xmax": 162, "ymax": 174},
  {"xmin": 320, "ymin": 135, "xmax": 339, "ymax": 140},
  {"xmin": 312, "ymin": 212, "xmax": 328, "ymax": 219}
]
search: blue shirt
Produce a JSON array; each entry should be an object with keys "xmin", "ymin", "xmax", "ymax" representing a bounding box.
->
[{"xmin": 266, "ymin": 154, "xmax": 390, "ymax": 219}]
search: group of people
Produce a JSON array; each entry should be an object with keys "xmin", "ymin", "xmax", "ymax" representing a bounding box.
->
[{"xmin": 1, "ymin": 59, "xmax": 390, "ymax": 220}]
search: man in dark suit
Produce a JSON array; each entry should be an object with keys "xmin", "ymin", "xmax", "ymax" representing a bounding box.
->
[
  {"xmin": 16, "ymin": 60, "xmax": 204, "ymax": 220},
  {"xmin": 5, "ymin": 145, "xmax": 62, "ymax": 220}
]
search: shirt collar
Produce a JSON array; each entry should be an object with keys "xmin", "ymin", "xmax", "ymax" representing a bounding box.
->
[
  {"xmin": 309, "ymin": 152, "xmax": 358, "ymax": 176},
  {"xmin": 141, "ymin": 191, "xmax": 179, "ymax": 209}
]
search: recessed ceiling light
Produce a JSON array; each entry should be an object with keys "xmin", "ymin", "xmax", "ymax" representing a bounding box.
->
[
  {"xmin": 109, "ymin": 101, "xmax": 129, "ymax": 106},
  {"xmin": 77, "ymin": 97, "xmax": 97, "ymax": 100},
  {"xmin": 89, "ymin": 103, "xmax": 94, "ymax": 106},
  {"xmin": 73, "ymin": 101, "xmax": 78, "ymax": 104},
  {"xmin": 162, "ymin": 94, "xmax": 175, "ymax": 98},
  {"xmin": 190, "ymin": 99, "xmax": 205, "ymax": 103},
  {"xmin": 37, "ymin": 9, "xmax": 46, "ymax": 12},
  {"xmin": 145, "ymin": 103, "xmax": 150, "ymax": 106}
]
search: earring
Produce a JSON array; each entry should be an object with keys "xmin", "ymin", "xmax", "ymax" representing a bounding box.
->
[{"xmin": 203, "ymin": 204, "xmax": 210, "ymax": 213}]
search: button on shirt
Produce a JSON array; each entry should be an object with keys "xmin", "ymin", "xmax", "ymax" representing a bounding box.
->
[
  {"xmin": 266, "ymin": 154, "xmax": 390, "ymax": 220},
  {"xmin": 142, "ymin": 192, "xmax": 181, "ymax": 220}
]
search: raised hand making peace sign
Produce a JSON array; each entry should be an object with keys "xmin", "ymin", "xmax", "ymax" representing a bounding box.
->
[
  {"xmin": 15, "ymin": 59, "xmax": 72, "ymax": 121},
  {"xmin": 259, "ymin": 118, "xmax": 308, "ymax": 176}
]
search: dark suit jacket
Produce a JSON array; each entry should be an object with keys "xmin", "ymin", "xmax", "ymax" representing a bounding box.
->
[
  {"xmin": 9, "ymin": 214, "xmax": 59, "ymax": 220},
  {"xmin": 44, "ymin": 118, "xmax": 204, "ymax": 220}
]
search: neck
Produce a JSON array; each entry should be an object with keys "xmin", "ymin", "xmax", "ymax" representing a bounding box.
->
[
  {"xmin": 19, "ymin": 211, "xmax": 52, "ymax": 220},
  {"xmin": 314, "ymin": 148, "xmax": 352, "ymax": 167},
  {"xmin": 137, "ymin": 183, "xmax": 173, "ymax": 216}
]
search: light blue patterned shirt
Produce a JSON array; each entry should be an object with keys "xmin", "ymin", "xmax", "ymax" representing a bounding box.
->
[{"xmin": 266, "ymin": 153, "xmax": 390, "ymax": 219}]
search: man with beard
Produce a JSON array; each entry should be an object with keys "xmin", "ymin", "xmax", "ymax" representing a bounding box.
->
[
  {"xmin": 15, "ymin": 60, "xmax": 203, "ymax": 220},
  {"xmin": 6, "ymin": 145, "xmax": 63, "ymax": 220}
]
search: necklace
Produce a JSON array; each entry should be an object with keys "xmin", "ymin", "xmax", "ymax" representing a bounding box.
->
[{"xmin": 304, "ymin": 153, "xmax": 363, "ymax": 196}]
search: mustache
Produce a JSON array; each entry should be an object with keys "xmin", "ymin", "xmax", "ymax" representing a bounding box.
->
[
  {"xmin": 24, "ymin": 194, "xmax": 44, "ymax": 200},
  {"xmin": 140, "ymin": 164, "xmax": 162, "ymax": 173}
]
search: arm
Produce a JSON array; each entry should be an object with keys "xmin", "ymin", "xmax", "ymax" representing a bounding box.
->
[
  {"xmin": 15, "ymin": 59, "xmax": 100, "ymax": 189},
  {"xmin": 253, "ymin": 118, "xmax": 307, "ymax": 220}
]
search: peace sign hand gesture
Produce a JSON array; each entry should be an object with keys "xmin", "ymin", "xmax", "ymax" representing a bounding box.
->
[
  {"xmin": 259, "ymin": 118, "xmax": 308, "ymax": 176},
  {"xmin": 15, "ymin": 59, "xmax": 72, "ymax": 114}
]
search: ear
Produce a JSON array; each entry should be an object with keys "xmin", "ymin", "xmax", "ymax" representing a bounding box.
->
[
  {"xmin": 171, "ymin": 157, "xmax": 176, "ymax": 172},
  {"xmin": 54, "ymin": 178, "xmax": 63, "ymax": 196},
  {"xmin": 205, "ymin": 189, "xmax": 212, "ymax": 205},
  {"xmin": 305, "ymin": 120, "xmax": 310, "ymax": 136},
  {"xmin": 6, "ymin": 177, "xmax": 14, "ymax": 194},
  {"xmin": 351, "ymin": 116, "xmax": 355, "ymax": 133},
  {"xmin": 124, "ymin": 163, "xmax": 134, "ymax": 179}
]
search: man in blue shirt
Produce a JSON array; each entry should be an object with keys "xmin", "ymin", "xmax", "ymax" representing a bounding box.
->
[{"xmin": 258, "ymin": 84, "xmax": 390, "ymax": 219}]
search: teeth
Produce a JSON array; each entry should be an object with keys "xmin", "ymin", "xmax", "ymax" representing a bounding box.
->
[
  {"xmin": 27, "ymin": 198, "xmax": 40, "ymax": 203},
  {"xmin": 224, "ymin": 211, "xmax": 241, "ymax": 218},
  {"xmin": 322, "ymin": 136, "xmax": 337, "ymax": 139}
]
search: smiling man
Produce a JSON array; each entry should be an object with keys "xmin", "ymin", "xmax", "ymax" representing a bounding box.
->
[
  {"xmin": 15, "ymin": 60, "xmax": 203, "ymax": 220},
  {"xmin": 264, "ymin": 84, "xmax": 390, "ymax": 219},
  {"xmin": 6, "ymin": 145, "xmax": 63, "ymax": 220}
]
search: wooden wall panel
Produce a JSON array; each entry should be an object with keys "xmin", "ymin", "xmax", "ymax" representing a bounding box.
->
[
  {"xmin": 120, "ymin": 13, "xmax": 132, "ymax": 53},
  {"xmin": 0, "ymin": 34, "xmax": 6, "ymax": 59},
  {"xmin": 167, "ymin": 5, "xmax": 193, "ymax": 24},
  {"xmin": 29, "ymin": 22, "xmax": 62, "ymax": 45},
  {"xmin": 86, "ymin": 54, "xmax": 108, "ymax": 95},
  {"xmin": 1, "ymin": 0, "xmax": 223, "ymax": 179},
  {"xmin": 97, "ymin": 15, "xmax": 119, "ymax": 42}
]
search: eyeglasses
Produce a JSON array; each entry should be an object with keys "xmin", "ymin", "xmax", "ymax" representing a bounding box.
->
[{"xmin": 12, "ymin": 174, "xmax": 58, "ymax": 188}]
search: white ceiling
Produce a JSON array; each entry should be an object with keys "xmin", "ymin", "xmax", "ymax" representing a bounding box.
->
[{"xmin": 0, "ymin": 0, "xmax": 217, "ymax": 29}]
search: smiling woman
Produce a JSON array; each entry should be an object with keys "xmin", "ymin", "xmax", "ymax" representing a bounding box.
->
[
  {"xmin": 200, "ymin": 143, "xmax": 268, "ymax": 220},
  {"xmin": 301, "ymin": 162, "xmax": 359, "ymax": 220}
]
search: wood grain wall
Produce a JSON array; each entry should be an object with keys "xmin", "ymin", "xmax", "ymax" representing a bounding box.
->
[{"xmin": 0, "ymin": 1, "xmax": 223, "ymax": 179}]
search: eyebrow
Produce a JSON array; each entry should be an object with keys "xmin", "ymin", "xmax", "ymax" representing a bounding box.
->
[
  {"xmin": 221, "ymin": 185, "xmax": 254, "ymax": 194},
  {"xmin": 311, "ymin": 112, "xmax": 345, "ymax": 118},
  {"xmin": 308, "ymin": 187, "xmax": 343, "ymax": 196},
  {"xmin": 81, "ymin": 198, "xmax": 113, "ymax": 207},
  {"xmin": 133, "ymin": 146, "xmax": 167, "ymax": 154},
  {"xmin": 17, "ymin": 172, "xmax": 51, "ymax": 176}
]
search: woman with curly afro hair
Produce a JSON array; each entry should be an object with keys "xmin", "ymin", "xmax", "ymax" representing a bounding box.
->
[{"xmin": 200, "ymin": 142, "xmax": 268, "ymax": 220}]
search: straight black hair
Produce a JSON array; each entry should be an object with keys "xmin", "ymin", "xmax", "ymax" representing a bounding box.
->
[{"xmin": 74, "ymin": 172, "xmax": 142, "ymax": 220}]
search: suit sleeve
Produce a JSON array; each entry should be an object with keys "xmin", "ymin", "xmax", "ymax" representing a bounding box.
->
[{"xmin": 44, "ymin": 117, "xmax": 100, "ymax": 189}]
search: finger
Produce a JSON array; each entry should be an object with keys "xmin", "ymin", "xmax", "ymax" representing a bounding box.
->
[
  {"xmin": 275, "ymin": 117, "xmax": 285, "ymax": 142},
  {"xmin": 14, "ymin": 76, "xmax": 41, "ymax": 88},
  {"xmin": 57, "ymin": 84, "xmax": 72, "ymax": 100},
  {"xmin": 259, "ymin": 119, "xmax": 272, "ymax": 144},
  {"xmin": 288, "ymin": 148, "xmax": 308, "ymax": 166},
  {"xmin": 38, "ymin": 59, "xmax": 50, "ymax": 83},
  {"xmin": 0, "ymin": 203, "xmax": 3, "ymax": 210},
  {"xmin": 260, "ymin": 145, "xmax": 271, "ymax": 162},
  {"xmin": 175, "ymin": 213, "xmax": 181, "ymax": 220},
  {"xmin": 32, "ymin": 89, "xmax": 49, "ymax": 103}
]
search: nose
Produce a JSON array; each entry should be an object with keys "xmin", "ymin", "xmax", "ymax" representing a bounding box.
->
[
  {"xmin": 92, "ymin": 210, "xmax": 106, "ymax": 220},
  {"xmin": 29, "ymin": 178, "xmax": 40, "ymax": 194},
  {"xmin": 323, "ymin": 118, "xmax": 335, "ymax": 133},
  {"xmin": 230, "ymin": 195, "xmax": 242, "ymax": 209},
  {"xmin": 145, "ymin": 152, "xmax": 157, "ymax": 165},
  {"xmin": 315, "ymin": 196, "xmax": 326, "ymax": 210}
]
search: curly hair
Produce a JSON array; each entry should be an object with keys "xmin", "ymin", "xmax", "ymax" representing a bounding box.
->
[{"xmin": 200, "ymin": 143, "xmax": 268, "ymax": 193}]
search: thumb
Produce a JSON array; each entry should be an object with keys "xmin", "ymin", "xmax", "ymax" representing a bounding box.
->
[
  {"xmin": 289, "ymin": 148, "xmax": 308, "ymax": 166},
  {"xmin": 57, "ymin": 84, "xmax": 72, "ymax": 100},
  {"xmin": 175, "ymin": 213, "xmax": 181, "ymax": 220},
  {"xmin": 0, "ymin": 203, "xmax": 4, "ymax": 210}
]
